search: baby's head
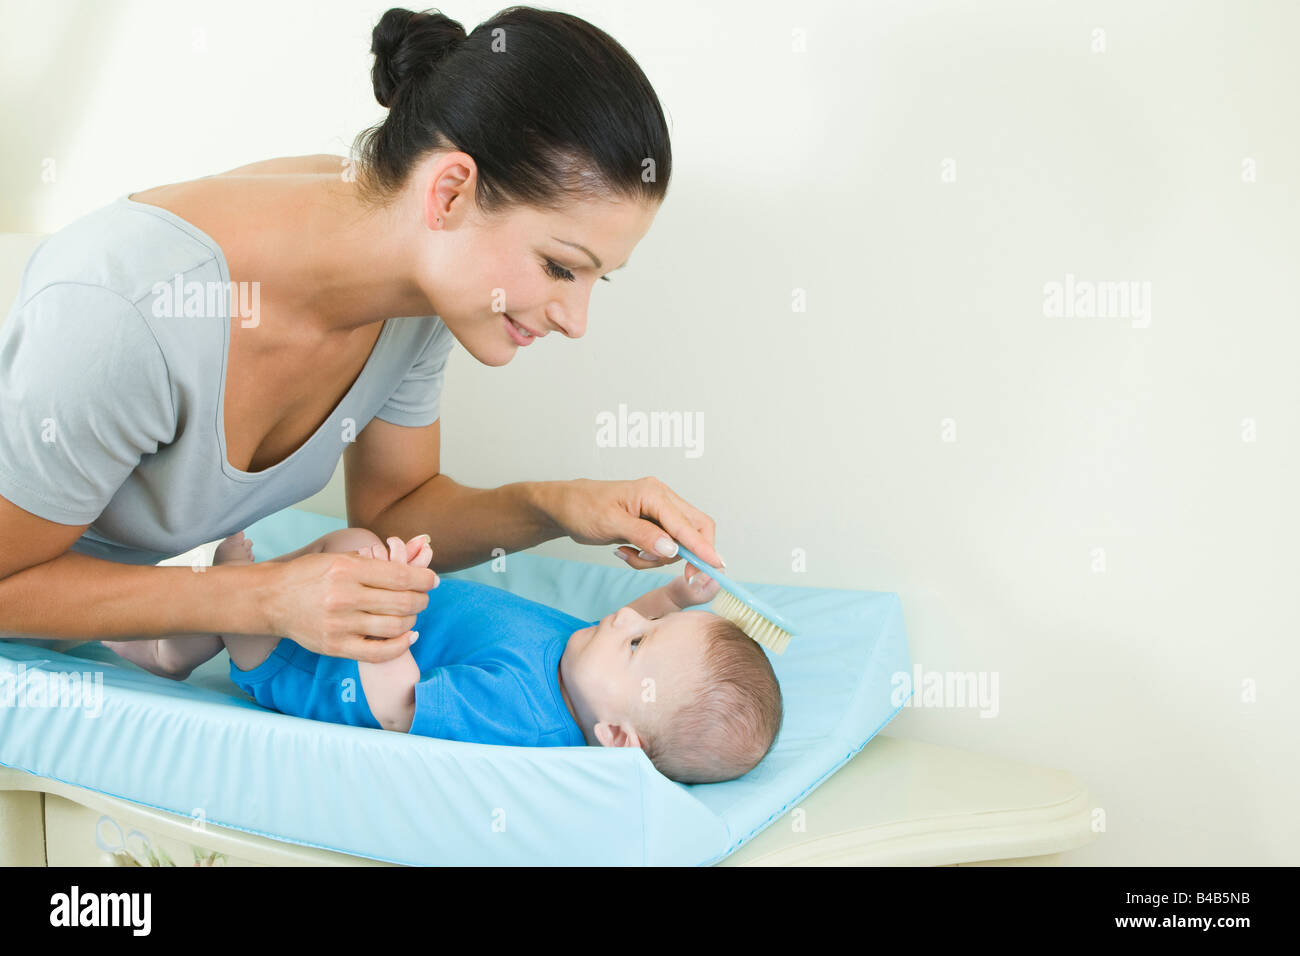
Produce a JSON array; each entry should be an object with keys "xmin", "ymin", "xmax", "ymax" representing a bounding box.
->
[{"xmin": 559, "ymin": 605, "xmax": 783, "ymax": 784}]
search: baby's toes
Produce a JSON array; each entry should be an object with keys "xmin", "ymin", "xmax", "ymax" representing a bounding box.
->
[
  {"xmin": 403, "ymin": 534, "xmax": 432, "ymax": 564},
  {"xmin": 213, "ymin": 531, "xmax": 248, "ymax": 562}
]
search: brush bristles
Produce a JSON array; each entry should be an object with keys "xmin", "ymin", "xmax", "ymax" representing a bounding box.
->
[{"xmin": 710, "ymin": 590, "xmax": 793, "ymax": 655}]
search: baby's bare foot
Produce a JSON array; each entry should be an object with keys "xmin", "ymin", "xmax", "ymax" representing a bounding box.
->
[
  {"xmin": 102, "ymin": 638, "xmax": 163, "ymax": 673},
  {"xmin": 356, "ymin": 534, "xmax": 433, "ymax": 569},
  {"xmin": 213, "ymin": 531, "xmax": 254, "ymax": 565},
  {"xmin": 354, "ymin": 535, "xmax": 434, "ymax": 650}
]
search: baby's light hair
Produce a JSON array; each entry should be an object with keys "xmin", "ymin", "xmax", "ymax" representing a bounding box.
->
[{"xmin": 640, "ymin": 614, "xmax": 783, "ymax": 784}]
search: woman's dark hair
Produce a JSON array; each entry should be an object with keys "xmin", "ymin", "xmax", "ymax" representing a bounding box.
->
[{"xmin": 352, "ymin": 6, "xmax": 672, "ymax": 217}]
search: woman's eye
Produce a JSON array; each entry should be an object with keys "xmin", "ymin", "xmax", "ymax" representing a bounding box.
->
[
  {"xmin": 544, "ymin": 259, "xmax": 576, "ymax": 282},
  {"xmin": 544, "ymin": 259, "xmax": 613, "ymax": 283}
]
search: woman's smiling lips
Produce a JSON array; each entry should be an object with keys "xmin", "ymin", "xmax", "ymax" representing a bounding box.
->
[{"xmin": 504, "ymin": 313, "xmax": 543, "ymax": 345}]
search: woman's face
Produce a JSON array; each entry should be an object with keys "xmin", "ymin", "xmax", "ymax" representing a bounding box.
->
[{"xmin": 412, "ymin": 153, "xmax": 661, "ymax": 366}]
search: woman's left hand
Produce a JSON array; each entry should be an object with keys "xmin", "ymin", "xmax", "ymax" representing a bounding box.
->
[{"xmin": 537, "ymin": 477, "xmax": 725, "ymax": 573}]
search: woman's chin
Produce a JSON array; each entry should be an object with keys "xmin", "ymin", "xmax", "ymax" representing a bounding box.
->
[
  {"xmin": 464, "ymin": 337, "xmax": 517, "ymax": 367},
  {"xmin": 433, "ymin": 314, "xmax": 517, "ymax": 367}
]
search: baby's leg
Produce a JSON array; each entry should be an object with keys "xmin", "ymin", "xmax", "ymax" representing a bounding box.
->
[
  {"xmin": 223, "ymin": 526, "xmax": 392, "ymax": 672},
  {"xmin": 103, "ymin": 634, "xmax": 223, "ymax": 680},
  {"xmin": 106, "ymin": 528, "xmax": 391, "ymax": 678},
  {"xmin": 360, "ymin": 650, "xmax": 421, "ymax": 732},
  {"xmin": 355, "ymin": 535, "xmax": 432, "ymax": 732},
  {"xmin": 224, "ymin": 527, "xmax": 426, "ymax": 730},
  {"xmin": 102, "ymin": 533, "xmax": 254, "ymax": 679}
]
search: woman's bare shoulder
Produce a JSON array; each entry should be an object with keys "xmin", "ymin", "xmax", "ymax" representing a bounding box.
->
[
  {"xmin": 130, "ymin": 156, "xmax": 346, "ymax": 208},
  {"xmin": 211, "ymin": 154, "xmax": 350, "ymax": 177},
  {"xmin": 128, "ymin": 158, "xmax": 348, "ymax": 239}
]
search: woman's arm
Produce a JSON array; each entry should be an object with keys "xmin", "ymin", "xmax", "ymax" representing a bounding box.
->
[
  {"xmin": 346, "ymin": 418, "xmax": 725, "ymax": 575},
  {"xmin": 345, "ymin": 418, "xmax": 556, "ymax": 572},
  {"xmin": 366, "ymin": 473, "xmax": 558, "ymax": 572},
  {"xmin": 0, "ymin": 545, "xmax": 272, "ymax": 640},
  {"xmin": 0, "ymin": 495, "xmax": 432, "ymax": 662},
  {"xmin": 0, "ymin": 495, "xmax": 271, "ymax": 639},
  {"xmin": 369, "ymin": 472, "xmax": 728, "ymax": 575}
]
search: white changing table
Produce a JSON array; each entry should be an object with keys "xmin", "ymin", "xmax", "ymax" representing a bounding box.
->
[{"xmin": 0, "ymin": 734, "xmax": 1097, "ymax": 866}]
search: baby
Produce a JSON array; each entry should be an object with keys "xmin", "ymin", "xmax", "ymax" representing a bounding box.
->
[{"xmin": 104, "ymin": 527, "xmax": 784, "ymax": 784}]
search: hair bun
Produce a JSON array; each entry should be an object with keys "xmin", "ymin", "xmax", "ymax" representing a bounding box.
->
[{"xmin": 370, "ymin": 7, "xmax": 467, "ymax": 108}]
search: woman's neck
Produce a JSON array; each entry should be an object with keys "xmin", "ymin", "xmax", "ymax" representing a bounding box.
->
[{"xmin": 216, "ymin": 175, "xmax": 435, "ymax": 334}]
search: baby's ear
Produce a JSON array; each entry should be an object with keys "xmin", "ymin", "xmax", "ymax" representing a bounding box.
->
[{"xmin": 593, "ymin": 720, "xmax": 641, "ymax": 749}]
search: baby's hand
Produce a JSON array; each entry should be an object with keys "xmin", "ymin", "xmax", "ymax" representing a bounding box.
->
[
  {"xmin": 358, "ymin": 534, "xmax": 436, "ymax": 576},
  {"xmin": 667, "ymin": 564, "xmax": 721, "ymax": 609}
]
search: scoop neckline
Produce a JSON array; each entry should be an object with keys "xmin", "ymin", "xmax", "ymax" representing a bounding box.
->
[{"xmin": 119, "ymin": 192, "xmax": 393, "ymax": 482}]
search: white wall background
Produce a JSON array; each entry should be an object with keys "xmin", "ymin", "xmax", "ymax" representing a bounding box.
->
[{"xmin": 2, "ymin": 0, "xmax": 1296, "ymax": 865}]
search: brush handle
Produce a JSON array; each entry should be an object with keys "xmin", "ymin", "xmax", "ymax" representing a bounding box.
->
[{"xmin": 674, "ymin": 543, "xmax": 796, "ymax": 636}]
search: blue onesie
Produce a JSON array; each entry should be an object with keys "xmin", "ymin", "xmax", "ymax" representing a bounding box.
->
[{"xmin": 229, "ymin": 579, "xmax": 591, "ymax": 746}]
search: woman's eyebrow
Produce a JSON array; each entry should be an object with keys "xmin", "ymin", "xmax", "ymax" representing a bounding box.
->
[{"xmin": 551, "ymin": 237, "xmax": 628, "ymax": 271}]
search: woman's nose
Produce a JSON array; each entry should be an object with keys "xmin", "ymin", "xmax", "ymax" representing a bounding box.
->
[
  {"xmin": 549, "ymin": 296, "xmax": 589, "ymax": 338},
  {"xmin": 550, "ymin": 312, "xmax": 586, "ymax": 338}
]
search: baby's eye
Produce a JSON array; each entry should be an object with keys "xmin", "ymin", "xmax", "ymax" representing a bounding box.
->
[{"xmin": 631, "ymin": 635, "xmax": 643, "ymax": 649}]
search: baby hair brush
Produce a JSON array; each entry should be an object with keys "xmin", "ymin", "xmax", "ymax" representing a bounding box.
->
[{"xmin": 674, "ymin": 543, "xmax": 797, "ymax": 654}]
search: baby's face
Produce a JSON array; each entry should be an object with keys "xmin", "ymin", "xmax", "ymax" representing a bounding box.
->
[{"xmin": 559, "ymin": 605, "xmax": 712, "ymax": 748}]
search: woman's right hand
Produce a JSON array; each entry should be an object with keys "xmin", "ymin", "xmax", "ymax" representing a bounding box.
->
[{"xmin": 261, "ymin": 543, "xmax": 439, "ymax": 663}]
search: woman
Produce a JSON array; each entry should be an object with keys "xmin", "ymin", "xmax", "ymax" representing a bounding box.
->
[{"xmin": 0, "ymin": 7, "xmax": 723, "ymax": 663}]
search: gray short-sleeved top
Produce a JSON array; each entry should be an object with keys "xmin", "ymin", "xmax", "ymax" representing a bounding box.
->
[{"xmin": 0, "ymin": 193, "xmax": 456, "ymax": 565}]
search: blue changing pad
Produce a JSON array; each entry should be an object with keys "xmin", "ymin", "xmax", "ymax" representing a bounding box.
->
[{"xmin": 0, "ymin": 507, "xmax": 911, "ymax": 865}]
